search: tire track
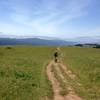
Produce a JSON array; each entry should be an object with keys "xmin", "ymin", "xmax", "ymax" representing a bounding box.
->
[
  {"xmin": 46, "ymin": 60, "xmax": 83, "ymax": 100},
  {"xmin": 46, "ymin": 61, "xmax": 65, "ymax": 100}
]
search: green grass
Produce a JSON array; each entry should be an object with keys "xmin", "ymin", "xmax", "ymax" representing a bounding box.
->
[
  {"xmin": 0, "ymin": 46, "xmax": 100, "ymax": 100},
  {"xmin": 0, "ymin": 46, "xmax": 55, "ymax": 100},
  {"xmin": 62, "ymin": 47, "xmax": 100, "ymax": 100}
]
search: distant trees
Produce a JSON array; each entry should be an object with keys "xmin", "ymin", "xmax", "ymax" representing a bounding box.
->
[
  {"xmin": 75, "ymin": 44, "xmax": 83, "ymax": 47},
  {"xmin": 75, "ymin": 44, "xmax": 100, "ymax": 48},
  {"xmin": 94, "ymin": 44, "xmax": 100, "ymax": 48}
]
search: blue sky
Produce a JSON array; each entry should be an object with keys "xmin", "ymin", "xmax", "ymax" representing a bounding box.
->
[{"xmin": 0, "ymin": 0, "xmax": 100, "ymax": 38}]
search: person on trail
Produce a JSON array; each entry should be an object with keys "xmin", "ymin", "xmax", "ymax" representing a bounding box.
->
[
  {"xmin": 54, "ymin": 47, "xmax": 60, "ymax": 63},
  {"xmin": 54, "ymin": 51, "xmax": 58, "ymax": 63}
]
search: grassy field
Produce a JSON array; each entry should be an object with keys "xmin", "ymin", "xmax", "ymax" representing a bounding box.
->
[
  {"xmin": 0, "ymin": 46, "xmax": 55, "ymax": 100},
  {"xmin": 62, "ymin": 47, "xmax": 100, "ymax": 100},
  {"xmin": 0, "ymin": 46, "xmax": 100, "ymax": 100}
]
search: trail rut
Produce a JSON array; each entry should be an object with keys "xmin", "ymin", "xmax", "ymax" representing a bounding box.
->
[{"xmin": 46, "ymin": 60, "xmax": 83, "ymax": 100}]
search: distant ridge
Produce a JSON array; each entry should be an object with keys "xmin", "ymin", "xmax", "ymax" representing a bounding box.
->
[
  {"xmin": 0, "ymin": 38, "xmax": 76, "ymax": 46},
  {"xmin": 0, "ymin": 32, "xmax": 100, "ymax": 45}
]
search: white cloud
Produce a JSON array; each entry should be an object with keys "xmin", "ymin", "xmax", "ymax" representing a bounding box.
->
[
  {"xmin": 84, "ymin": 27, "xmax": 100, "ymax": 36},
  {"xmin": 0, "ymin": 0, "xmax": 96, "ymax": 38},
  {"xmin": 28, "ymin": 20, "xmax": 57, "ymax": 36},
  {"xmin": 8, "ymin": 0, "xmax": 91, "ymax": 24}
]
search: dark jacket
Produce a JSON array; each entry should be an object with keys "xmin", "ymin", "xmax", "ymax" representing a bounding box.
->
[{"xmin": 54, "ymin": 52, "xmax": 58, "ymax": 57}]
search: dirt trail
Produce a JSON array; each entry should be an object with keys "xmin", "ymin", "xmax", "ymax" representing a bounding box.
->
[
  {"xmin": 46, "ymin": 61, "xmax": 65, "ymax": 100},
  {"xmin": 58, "ymin": 63, "xmax": 83, "ymax": 100},
  {"xmin": 46, "ymin": 60, "xmax": 83, "ymax": 100}
]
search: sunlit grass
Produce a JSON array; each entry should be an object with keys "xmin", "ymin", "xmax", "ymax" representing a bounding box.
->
[
  {"xmin": 62, "ymin": 47, "xmax": 100, "ymax": 100},
  {"xmin": 0, "ymin": 46, "xmax": 54, "ymax": 100},
  {"xmin": 0, "ymin": 46, "xmax": 100, "ymax": 100}
]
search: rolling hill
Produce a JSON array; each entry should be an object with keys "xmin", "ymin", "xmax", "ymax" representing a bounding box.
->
[{"xmin": 0, "ymin": 38, "xmax": 76, "ymax": 46}]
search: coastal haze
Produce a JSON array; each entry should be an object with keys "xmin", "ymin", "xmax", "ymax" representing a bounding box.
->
[{"xmin": 0, "ymin": 32, "xmax": 100, "ymax": 45}]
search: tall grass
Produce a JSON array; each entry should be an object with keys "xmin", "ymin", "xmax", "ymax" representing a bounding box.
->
[
  {"xmin": 62, "ymin": 47, "xmax": 100, "ymax": 100},
  {"xmin": 0, "ymin": 46, "xmax": 100, "ymax": 100},
  {"xmin": 0, "ymin": 46, "xmax": 55, "ymax": 100}
]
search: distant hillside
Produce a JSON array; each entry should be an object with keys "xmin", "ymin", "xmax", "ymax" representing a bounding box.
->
[
  {"xmin": 0, "ymin": 32, "xmax": 100, "ymax": 45},
  {"xmin": 0, "ymin": 38, "xmax": 76, "ymax": 46}
]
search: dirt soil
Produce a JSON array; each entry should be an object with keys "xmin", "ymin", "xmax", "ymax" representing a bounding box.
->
[{"xmin": 46, "ymin": 60, "xmax": 83, "ymax": 100}]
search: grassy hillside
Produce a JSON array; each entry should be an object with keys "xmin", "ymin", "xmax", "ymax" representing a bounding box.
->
[
  {"xmin": 0, "ymin": 46, "xmax": 100, "ymax": 100},
  {"xmin": 0, "ymin": 46, "xmax": 55, "ymax": 100},
  {"xmin": 62, "ymin": 47, "xmax": 100, "ymax": 100}
]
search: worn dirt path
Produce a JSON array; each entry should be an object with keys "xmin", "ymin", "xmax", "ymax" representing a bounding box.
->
[
  {"xmin": 46, "ymin": 61, "xmax": 65, "ymax": 100},
  {"xmin": 46, "ymin": 60, "xmax": 83, "ymax": 100}
]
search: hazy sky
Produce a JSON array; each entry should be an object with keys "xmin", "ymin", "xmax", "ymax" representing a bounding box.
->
[{"xmin": 0, "ymin": 0, "xmax": 100, "ymax": 38}]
